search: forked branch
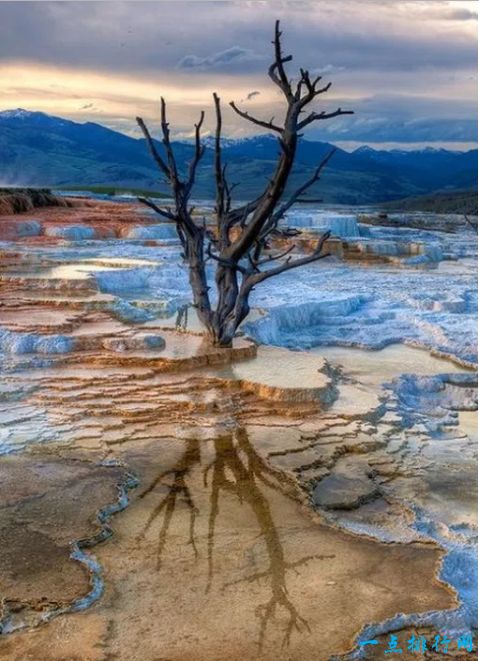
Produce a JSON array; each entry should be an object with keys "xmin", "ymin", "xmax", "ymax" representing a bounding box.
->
[
  {"xmin": 247, "ymin": 231, "xmax": 331, "ymax": 287},
  {"xmin": 137, "ymin": 19, "xmax": 352, "ymax": 346},
  {"xmin": 268, "ymin": 20, "xmax": 294, "ymax": 97}
]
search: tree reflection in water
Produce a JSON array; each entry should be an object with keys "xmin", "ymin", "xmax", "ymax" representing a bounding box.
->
[
  {"xmin": 137, "ymin": 427, "xmax": 334, "ymax": 649},
  {"xmin": 138, "ymin": 438, "xmax": 200, "ymax": 570}
]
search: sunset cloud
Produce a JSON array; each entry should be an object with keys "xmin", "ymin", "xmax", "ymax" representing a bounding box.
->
[
  {"xmin": 177, "ymin": 47, "xmax": 265, "ymax": 71},
  {"xmin": 0, "ymin": 1, "xmax": 476, "ymax": 148}
]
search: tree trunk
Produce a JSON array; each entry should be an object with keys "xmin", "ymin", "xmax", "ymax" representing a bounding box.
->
[
  {"xmin": 136, "ymin": 21, "xmax": 352, "ymax": 350},
  {"xmin": 211, "ymin": 264, "xmax": 240, "ymax": 346},
  {"xmin": 186, "ymin": 232, "xmax": 214, "ymax": 336}
]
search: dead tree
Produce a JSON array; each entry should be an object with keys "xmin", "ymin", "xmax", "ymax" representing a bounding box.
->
[{"xmin": 137, "ymin": 20, "xmax": 353, "ymax": 346}]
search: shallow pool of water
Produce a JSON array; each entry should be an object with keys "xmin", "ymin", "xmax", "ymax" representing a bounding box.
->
[
  {"xmin": 209, "ymin": 345, "xmax": 330, "ymax": 390},
  {"xmin": 312, "ymin": 343, "xmax": 470, "ymax": 388},
  {"xmin": 6, "ymin": 258, "xmax": 156, "ymax": 280}
]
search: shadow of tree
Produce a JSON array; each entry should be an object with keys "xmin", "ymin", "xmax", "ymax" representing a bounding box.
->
[{"xmin": 137, "ymin": 428, "xmax": 334, "ymax": 649}]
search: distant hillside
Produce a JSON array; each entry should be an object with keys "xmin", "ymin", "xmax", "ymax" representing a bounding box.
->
[
  {"xmin": 382, "ymin": 189, "xmax": 478, "ymax": 214},
  {"xmin": 0, "ymin": 109, "xmax": 477, "ymax": 204}
]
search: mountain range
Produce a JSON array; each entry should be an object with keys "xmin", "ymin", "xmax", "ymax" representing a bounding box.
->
[{"xmin": 0, "ymin": 109, "xmax": 476, "ymax": 204}]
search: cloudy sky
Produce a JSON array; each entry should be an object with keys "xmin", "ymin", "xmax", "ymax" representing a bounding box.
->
[{"xmin": 0, "ymin": 0, "xmax": 477, "ymax": 150}]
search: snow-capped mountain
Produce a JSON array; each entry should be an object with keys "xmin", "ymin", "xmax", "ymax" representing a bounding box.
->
[{"xmin": 0, "ymin": 109, "xmax": 476, "ymax": 202}]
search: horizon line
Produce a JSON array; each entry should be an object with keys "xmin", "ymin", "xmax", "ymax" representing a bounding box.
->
[{"xmin": 1, "ymin": 106, "xmax": 477, "ymax": 154}]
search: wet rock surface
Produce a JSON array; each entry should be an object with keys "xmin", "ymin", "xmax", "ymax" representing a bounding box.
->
[
  {"xmin": 312, "ymin": 473, "xmax": 379, "ymax": 510},
  {"xmin": 0, "ymin": 455, "xmax": 126, "ymax": 630}
]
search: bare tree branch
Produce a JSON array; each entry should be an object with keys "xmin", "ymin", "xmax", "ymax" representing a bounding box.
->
[
  {"xmin": 464, "ymin": 214, "xmax": 478, "ymax": 233},
  {"xmin": 296, "ymin": 70, "xmax": 332, "ymax": 106},
  {"xmin": 159, "ymin": 97, "xmax": 180, "ymax": 183},
  {"xmin": 267, "ymin": 148, "xmax": 337, "ymax": 230},
  {"xmin": 268, "ymin": 20, "xmax": 293, "ymax": 97},
  {"xmin": 136, "ymin": 117, "xmax": 170, "ymax": 179},
  {"xmin": 138, "ymin": 20, "xmax": 351, "ymax": 346},
  {"xmin": 206, "ymin": 242, "xmax": 247, "ymax": 274},
  {"xmin": 253, "ymin": 244, "xmax": 295, "ymax": 267},
  {"xmin": 248, "ymin": 231, "xmax": 331, "ymax": 285},
  {"xmin": 185, "ymin": 111, "xmax": 206, "ymax": 195},
  {"xmin": 138, "ymin": 197, "xmax": 177, "ymax": 221},
  {"xmin": 298, "ymin": 108, "xmax": 354, "ymax": 130},
  {"xmin": 213, "ymin": 93, "xmax": 226, "ymax": 221},
  {"xmin": 229, "ymin": 101, "xmax": 283, "ymax": 133}
]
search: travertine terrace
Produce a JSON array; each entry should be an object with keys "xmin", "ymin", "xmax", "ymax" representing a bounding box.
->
[{"xmin": 0, "ymin": 196, "xmax": 476, "ymax": 660}]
